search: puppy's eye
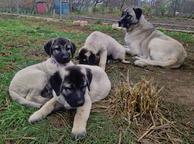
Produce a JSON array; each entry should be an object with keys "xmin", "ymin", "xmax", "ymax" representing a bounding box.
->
[
  {"xmin": 54, "ymin": 48, "xmax": 61, "ymax": 51},
  {"xmin": 67, "ymin": 45, "xmax": 71, "ymax": 48},
  {"xmin": 63, "ymin": 87, "xmax": 73, "ymax": 90},
  {"xmin": 127, "ymin": 15, "xmax": 132, "ymax": 18},
  {"xmin": 66, "ymin": 48, "xmax": 71, "ymax": 51}
]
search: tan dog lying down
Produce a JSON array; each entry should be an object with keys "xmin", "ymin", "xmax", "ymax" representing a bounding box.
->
[{"xmin": 118, "ymin": 8, "xmax": 187, "ymax": 68}]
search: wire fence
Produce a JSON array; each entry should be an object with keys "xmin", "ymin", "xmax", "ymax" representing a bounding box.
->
[{"xmin": 0, "ymin": 0, "xmax": 194, "ymax": 20}]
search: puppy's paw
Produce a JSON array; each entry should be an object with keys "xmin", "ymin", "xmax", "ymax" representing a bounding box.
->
[
  {"xmin": 28, "ymin": 112, "xmax": 43, "ymax": 123},
  {"xmin": 134, "ymin": 60, "xmax": 146, "ymax": 67},
  {"xmin": 71, "ymin": 131, "xmax": 86, "ymax": 140},
  {"xmin": 121, "ymin": 59, "xmax": 131, "ymax": 64},
  {"xmin": 133, "ymin": 56, "xmax": 143, "ymax": 60}
]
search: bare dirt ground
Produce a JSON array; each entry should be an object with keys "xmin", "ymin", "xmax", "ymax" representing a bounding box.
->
[{"xmin": 75, "ymin": 13, "xmax": 194, "ymax": 31}]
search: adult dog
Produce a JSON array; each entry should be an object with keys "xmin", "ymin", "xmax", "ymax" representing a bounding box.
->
[
  {"xmin": 28, "ymin": 65, "xmax": 111, "ymax": 140},
  {"xmin": 9, "ymin": 37, "xmax": 76, "ymax": 108},
  {"xmin": 78, "ymin": 31, "xmax": 130, "ymax": 70},
  {"xmin": 118, "ymin": 8, "xmax": 187, "ymax": 68}
]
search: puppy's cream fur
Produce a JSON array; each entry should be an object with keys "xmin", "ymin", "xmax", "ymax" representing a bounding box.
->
[
  {"xmin": 9, "ymin": 58, "xmax": 73, "ymax": 108},
  {"xmin": 80, "ymin": 31, "xmax": 130, "ymax": 70},
  {"xmin": 123, "ymin": 8, "xmax": 187, "ymax": 68},
  {"xmin": 28, "ymin": 65, "xmax": 111, "ymax": 139}
]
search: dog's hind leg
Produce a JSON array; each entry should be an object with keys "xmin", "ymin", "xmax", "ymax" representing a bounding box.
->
[
  {"xmin": 26, "ymin": 96, "xmax": 49, "ymax": 105},
  {"xmin": 9, "ymin": 90, "xmax": 42, "ymax": 108},
  {"xmin": 134, "ymin": 57, "xmax": 178, "ymax": 68},
  {"xmin": 26, "ymin": 89, "xmax": 50, "ymax": 105}
]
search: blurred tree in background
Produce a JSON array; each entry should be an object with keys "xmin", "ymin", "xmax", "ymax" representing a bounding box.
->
[{"xmin": 0, "ymin": 0, "xmax": 193, "ymax": 17}]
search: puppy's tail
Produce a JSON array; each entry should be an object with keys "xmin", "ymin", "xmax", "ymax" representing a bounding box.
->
[
  {"xmin": 134, "ymin": 57, "xmax": 180, "ymax": 68},
  {"xmin": 9, "ymin": 90, "xmax": 42, "ymax": 108}
]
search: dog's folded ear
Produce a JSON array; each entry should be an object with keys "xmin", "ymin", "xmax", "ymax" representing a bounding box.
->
[
  {"xmin": 70, "ymin": 42, "xmax": 76, "ymax": 58},
  {"xmin": 86, "ymin": 68, "xmax": 92, "ymax": 91},
  {"xmin": 133, "ymin": 8, "xmax": 142, "ymax": 20},
  {"xmin": 49, "ymin": 72, "xmax": 62, "ymax": 96},
  {"xmin": 44, "ymin": 39, "xmax": 53, "ymax": 56}
]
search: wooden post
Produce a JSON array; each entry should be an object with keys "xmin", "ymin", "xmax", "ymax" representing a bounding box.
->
[{"xmin": 60, "ymin": 0, "xmax": 62, "ymax": 19}]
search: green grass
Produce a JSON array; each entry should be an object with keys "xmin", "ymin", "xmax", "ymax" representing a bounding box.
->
[
  {"xmin": 0, "ymin": 16, "xmax": 194, "ymax": 144},
  {"xmin": 0, "ymin": 17, "xmax": 134, "ymax": 144}
]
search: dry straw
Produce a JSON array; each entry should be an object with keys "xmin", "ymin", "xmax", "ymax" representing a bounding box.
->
[
  {"xmin": 107, "ymin": 79, "xmax": 162, "ymax": 121},
  {"xmin": 102, "ymin": 78, "xmax": 182, "ymax": 143}
]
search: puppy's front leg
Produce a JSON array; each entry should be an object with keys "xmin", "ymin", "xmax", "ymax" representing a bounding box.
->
[
  {"xmin": 121, "ymin": 59, "xmax": 131, "ymax": 64},
  {"xmin": 99, "ymin": 50, "xmax": 107, "ymax": 70},
  {"xmin": 71, "ymin": 93, "xmax": 92, "ymax": 140},
  {"xmin": 28, "ymin": 95, "xmax": 58, "ymax": 123}
]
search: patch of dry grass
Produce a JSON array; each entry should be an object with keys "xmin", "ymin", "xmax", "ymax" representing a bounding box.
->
[
  {"xmin": 108, "ymin": 79, "xmax": 162, "ymax": 120},
  {"xmin": 99, "ymin": 78, "xmax": 184, "ymax": 143}
]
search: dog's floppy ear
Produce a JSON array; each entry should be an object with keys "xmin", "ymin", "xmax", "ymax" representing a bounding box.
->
[
  {"xmin": 70, "ymin": 42, "xmax": 76, "ymax": 58},
  {"xmin": 133, "ymin": 8, "xmax": 142, "ymax": 20},
  {"xmin": 86, "ymin": 68, "xmax": 92, "ymax": 91},
  {"xmin": 44, "ymin": 39, "xmax": 53, "ymax": 56},
  {"xmin": 78, "ymin": 48, "xmax": 87, "ymax": 60},
  {"xmin": 89, "ymin": 52, "xmax": 97, "ymax": 65},
  {"xmin": 49, "ymin": 72, "xmax": 62, "ymax": 96},
  {"xmin": 79, "ymin": 48, "xmax": 87, "ymax": 55}
]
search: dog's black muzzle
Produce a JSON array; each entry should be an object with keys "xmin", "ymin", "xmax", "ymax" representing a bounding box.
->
[
  {"xmin": 118, "ymin": 15, "xmax": 126, "ymax": 27},
  {"xmin": 64, "ymin": 91, "xmax": 85, "ymax": 108},
  {"xmin": 56, "ymin": 50, "xmax": 71, "ymax": 64},
  {"xmin": 61, "ymin": 53, "xmax": 70, "ymax": 63},
  {"xmin": 118, "ymin": 15, "xmax": 137, "ymax": 29}
]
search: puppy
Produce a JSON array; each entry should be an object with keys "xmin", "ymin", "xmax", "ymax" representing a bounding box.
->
[
  {"xmin": 118, "ymin": 8, "xmax": 187, "ymax": 68},
  {"xmin": 28, "ymin": 65, "xmax": 111, "ymax": 140},
  {"xmin": 78, "ymin": 31, "xmax": 130, "ymax": 70},
  {"xmin": 9, "ymin": 37, "xmax": 76, "ymax": 108}
]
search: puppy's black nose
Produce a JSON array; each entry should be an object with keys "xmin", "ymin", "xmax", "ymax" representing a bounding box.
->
[
  {"xmin": 77, "ymin": 100, "xmax": 84, "ymax": 106},
  {"xmin": 62, "ymin": 55, "xmax": 69, "ymax": 59}
]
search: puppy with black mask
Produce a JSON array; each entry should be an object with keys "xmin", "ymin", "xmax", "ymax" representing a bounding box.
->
[
  {"xmin": 78, "ymin": 31, "xmax": 130, "ymax": 70},
  {"xmin": 118, "ymin": 8, "xmax": 187, "ymax": 68},
  {"xmin": 9, "ymin": 37, "xmax": 76, "ymax": 108},
  {"xmin": 28, "ymin": 65, "xmax": 111, "ymax": 140}
]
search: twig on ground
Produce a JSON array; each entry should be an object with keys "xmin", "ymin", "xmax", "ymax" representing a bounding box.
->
[
  {"xmin": 166, "ymin": 132, "xmax": 175, "ymax": 144},
  {"xmin": 118, "ymin": 132, "xmax": 122, "ymax": 144},
  {"xmin": 56, "ymin": 134, "xmax": 65, "ymax": 144},
  {"xmin": 138, "ymin": 125, "xmax": 156, "ymax": 142},
  {"xmin": 5, "ymin": 137, "xmax": 37, "ymax": 140},
  {"xmin": 150, "ymin": 111, "xmax": 156, "ymax": 126}
]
